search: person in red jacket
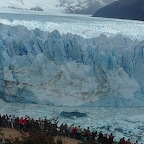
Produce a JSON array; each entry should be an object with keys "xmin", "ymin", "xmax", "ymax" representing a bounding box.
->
[
  {"xmin": 86, "ymin": 127, "xmax": 91, "ymax": 140},
  {"xmin": 19, "ymin": 117, "xmax": 24, "ymax": 129},
  {"xmin": 119, "ymin": 137, "xmax": 126, "ymax": 144},
  {"xmin": 109, "ymin": 133, "xmax": 114, "ymax": 144},
  {"xmin": 126, "ymin": 139, "xmax": 131, "ymax": 144},
  {"xmin": 23, "ymin": 118, "xmax": 27, "ymax": 125},
  {"xmin": 72, "ymin": 127, "xmax": 77, "ymax": 139}
]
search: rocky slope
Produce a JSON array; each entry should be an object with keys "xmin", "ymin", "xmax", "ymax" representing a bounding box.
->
[{"xmin": 92, "ymin": 0, "xmax": 144, "ymax": 21}]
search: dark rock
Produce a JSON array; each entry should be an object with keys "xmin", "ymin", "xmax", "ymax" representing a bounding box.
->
[
  {"xmin": 92, "ymin": 0, "xmax": 144, "ymax": 21},
  {"xmin": 115, "ymin": 127, "xmax": 123, "ymax": 133},
  {"xmin": 60, "ymin": 111, "xmax": 87, "ymax": 118}
]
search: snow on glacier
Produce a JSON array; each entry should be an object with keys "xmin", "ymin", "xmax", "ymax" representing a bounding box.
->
[
  {"xmin": 0, "ymin": 13, "xmax": 144, "ymax": 40},
  {"xmin": 0, "ymin": 13, "xmax": 144, "ymax": 142}
]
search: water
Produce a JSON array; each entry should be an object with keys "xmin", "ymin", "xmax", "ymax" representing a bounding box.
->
[{"xmin": 0, "ymin": 97, "xmax": 144, "ymax": 142}]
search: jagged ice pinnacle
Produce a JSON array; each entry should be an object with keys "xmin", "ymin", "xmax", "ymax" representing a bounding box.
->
[{"xmin": 0, "ymin": 23, "xmax": 144, "ymax": 107}]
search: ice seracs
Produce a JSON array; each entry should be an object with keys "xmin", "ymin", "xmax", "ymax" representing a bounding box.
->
[{"xmin": 0, "ymin": 23, "xmax": 143, "ymax": 107}]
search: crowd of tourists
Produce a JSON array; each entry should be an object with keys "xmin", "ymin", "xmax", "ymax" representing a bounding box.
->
[{"xmin": 0, "ymin": 114, "xmax": 139, "ymax": 144}]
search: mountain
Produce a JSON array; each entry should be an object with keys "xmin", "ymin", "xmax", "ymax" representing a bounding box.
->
[
  {"xmin": 0, "ymin": 0, "xmax": 115, "ymax": 15},
  {"xmin": 92, "ymin": 0, "xmax": 144, "ymax": 21},
  {"xmin": 59, "ymin": 0, "xmax": 115, "ymax": 14}
]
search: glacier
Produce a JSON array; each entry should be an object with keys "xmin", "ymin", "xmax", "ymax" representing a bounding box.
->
[
  {"xmin": 0, "ymin": 21, "xmax": 143, "ymax": 107},
  {"xmin": 0, "ymin": 13, "xmax": 144, "ymax": 143}
]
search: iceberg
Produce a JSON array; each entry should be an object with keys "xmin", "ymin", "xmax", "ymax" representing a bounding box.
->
[{"xmin": 0, "ymin": 23, "xmax": 143, "ymax": 107}]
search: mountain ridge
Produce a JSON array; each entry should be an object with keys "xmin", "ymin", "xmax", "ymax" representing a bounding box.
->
[
  {"xmin": 0, "ymin": 0, "xmax": 115, "ymax": 15},
  {"xmin": 92, "ymin": 0, "xmax": 144, "ymax": 21}
]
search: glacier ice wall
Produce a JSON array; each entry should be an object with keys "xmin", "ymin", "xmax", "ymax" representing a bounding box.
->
[{"xmin": 0, "ymin": 23, "xmax": 144, "ymax": 107}]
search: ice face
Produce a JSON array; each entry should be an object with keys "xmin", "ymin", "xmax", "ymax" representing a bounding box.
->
[{"xmin": 0, "ymin": 20, "xmax": 143, "ymax": 107}]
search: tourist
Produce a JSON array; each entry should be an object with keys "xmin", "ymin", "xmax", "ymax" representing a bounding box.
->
[{"xmin": 109, "ymin": 133, "xmax": 114, "ymax": 144}]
